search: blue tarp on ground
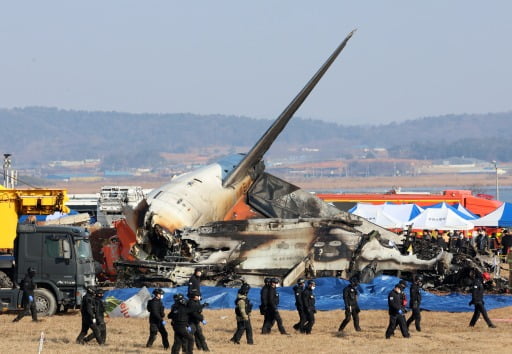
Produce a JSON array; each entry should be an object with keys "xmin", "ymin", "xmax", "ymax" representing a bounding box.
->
[{"xmin": 105, "ymin": 275, "xmax": 512, "ymax": 313}]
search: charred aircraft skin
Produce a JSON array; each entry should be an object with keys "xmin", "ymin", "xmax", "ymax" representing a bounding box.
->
[
  {"xmin": 117, "ymin": 219, "xmax": 503, "ymax": 291},
  {"xmin": 174, "ymin": 218, "xmax": 448, "ymax": 284},
  {"xmin": 113, "ymin": 30, "xmax": 506, "ymax": 292}
]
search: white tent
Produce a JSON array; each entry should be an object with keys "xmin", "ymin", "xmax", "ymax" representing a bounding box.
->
[
  {"xmin": 349, "ymin": 203, "xmax": 404, "ymax": 228},
  {"xmin": 406, "ymin": 207, "xmax": 474, "ymax": 230},
  {"xmin": 473, "ymin": 202, "xmax": 512, "ymax": 227},
  {"xmin": 381, "ymin": 203, "xmax": 424, "ymax": 223},
  {"xmin": 350, "ymin": 202, "xmax": 423, "ymax": 224},
  {"xmin": 424, "ymin": 202, "xmax": 477, "ymax": 220},
  {"xmin": 452, "ymin": 203, "xmax": 478, "ymax": 220}
]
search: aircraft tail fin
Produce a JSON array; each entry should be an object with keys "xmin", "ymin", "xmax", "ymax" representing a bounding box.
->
[{"xmin": 223, "ymin": 29, "xmax": 356, "ymax": 187}]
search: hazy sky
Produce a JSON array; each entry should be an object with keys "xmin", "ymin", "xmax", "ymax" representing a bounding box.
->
[{"xmin": 1, "ymin": 1, "xmax": 511, "ymax": 125}]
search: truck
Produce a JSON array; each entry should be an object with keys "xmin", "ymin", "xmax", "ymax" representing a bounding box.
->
[
  {"xmin": 0, "ymin": 186, "xmax": 69, "ymax": 250},
  {"xmin": 0, "ymin": 224, "xmax": 96, "ymax": 316}
]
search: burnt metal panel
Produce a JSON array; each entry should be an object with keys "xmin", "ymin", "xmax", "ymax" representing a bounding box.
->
[{"xmin": 248, "ymin": 173, "xmax": 342, "ymax": 219}]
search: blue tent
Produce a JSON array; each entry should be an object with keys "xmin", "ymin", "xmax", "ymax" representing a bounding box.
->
[
  {"xmin": 452, "ymin": 203, "xmax": 479, "ymax": 220},
  {"xmin": 473, "ymin": 202, "xmax": 512, "ymax": 227},
  {"xmin": 349, "ymin": 202, "xmax": 423, "ymax": 223},
  {"xmin": 424, "ymin": 202, "xmax": 476, "ymax": 220},
  {"xmin": 105, "ymin": 275, "xmax": 512, "ymax": 313},
  {"xmin": 382, "ymin": 203, "xmax": 424, "ymax": 221}
]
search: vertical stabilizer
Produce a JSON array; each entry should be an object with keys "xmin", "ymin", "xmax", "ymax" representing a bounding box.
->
[{"xmin": 223, "ymin": 30, "xmax": 356, "ymax": 187}]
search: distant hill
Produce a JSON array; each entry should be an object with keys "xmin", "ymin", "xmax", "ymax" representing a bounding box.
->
[{"xmin": 1, "ymin": 107, "xmax": 511, "ymax": 168}]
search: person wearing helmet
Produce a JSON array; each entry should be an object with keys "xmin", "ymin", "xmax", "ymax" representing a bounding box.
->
[
  {"xmin": 187, "ymin": 290, "xmax": 210, "ymax": 351},
  {"xmin": 76, "ymin": 286, "xmax": 102, "ymax": 344},
  {"xmin": 338, "ymin": 276, "xmax": 361, "ymax": 332},
  {"xmin": 168, "ymin": 292, "xmax": 193, "ymax": 353},
  {"xmin": 292, "ymin": 278, "xmax": 306, "ymax": 333},
  {"xmin": 13, "ymin": 267, "xmax": 38, "ymax": 323},
  {"xmin": 231, "ymin": 283, "xmax": 254, "ymax": 345},
  {"xmin": 468, "ymin": 271, "xmax": 496, "ymax": 328},
  {"xmin": 385, "ymin": 283, "xmax": 410, "ymax": 339},
  {"xmin": 301, "ymin": 280, "xmax": 316, "ymax": 334},
  {"xmin": 390, "ymin": 279, "xmax": 408, "ymax": 333},
  {"xmin": 261, "ymin": 278, "xmax": 288, "ymax": 335},
  {"xmin": 259, "ymin": 278, "xmax": 271, "ymax": 331},
  {"xmin": 406, "ymin": 275, "xmax": 423, "ymax": 332},
  {"xmin": 84, "ymin": 288, "xmax": 107, "ymax": 344},
  {"xmin": 146, "ymin": 288, "xmax": 169, "ymax": 349},
  {"xmin": 187, "ymin": 267, "xmax": 203, "ymax": 299}
]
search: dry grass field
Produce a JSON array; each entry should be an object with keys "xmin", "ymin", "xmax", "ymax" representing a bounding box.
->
[{"xmin": 1, "ymin": 307, "xmax": 511, "ymax": 354}]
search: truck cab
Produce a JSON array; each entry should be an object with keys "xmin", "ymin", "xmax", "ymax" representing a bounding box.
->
[{"xmin": 1, "ymin": 224, "xmax": 96, "ymax": 316}]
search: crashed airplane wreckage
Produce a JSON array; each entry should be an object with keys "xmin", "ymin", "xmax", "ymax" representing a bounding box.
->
[
  {"xmin": 112, "ymin": 174, "xmax": 505, "ymax": 291},
  {"xmin": 106, "ymin": 30, "xmax": 506, "ymax": 291}
]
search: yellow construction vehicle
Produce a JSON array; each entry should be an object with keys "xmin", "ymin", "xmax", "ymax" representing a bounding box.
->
[{"xmin": 0, "ymin": 185, "xmax": 69, "ymax": 250}]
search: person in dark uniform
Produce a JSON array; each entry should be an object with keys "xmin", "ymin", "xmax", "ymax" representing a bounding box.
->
[
  {"xmin": 76, "ymin": 287, "xmax": 102, "ymax": 344},
  {"xmin": 385, "ymin": 283, "xmax": 410, "ymax": 339},
  {"xmin": 406, "ymin": 275, "xmax": 423, "ymax": 332},
  {"xmin": 168, "ymin": 293, "xmax": 193, "ymax": 354},
  {"xmin": 84, "ymin": 288, "xmax": 107, "ymax": 344},
  {"xmin": 302, "ymin": 280, "xmax": 316, "ymax": 334},
  {"xmin": 260, "ymin": 277, "xmax": 271, "ymax": 333},
  {"xmin": 13, "ymin": 267, "xmax": 38, "ymax": 322},
  {"xmin": 261, "ymin": 278, "xmax": 288, "ymax": 335},
  {"xmin": 338, "ymin": 276, "xmax": 361, "ymax": 332},
  {"xmin": 501, "ymin": 229, "xmax": 512, "ymax": 255},
  {"xmin": 469, "ymin": 271, "xmax": 496, "ymax": 328},
  {"xmin": 292, "ymin": 278, "xmax": 306, "ymax": 333},
  {"xmin": 187, "ymin": 290, "xmax": 210, "ymax": 352},
  {"xmin": 231, "ymin": 283, "xmax": 254, "ymax": 345},
  {"xmin": 390, "ymin": 280, "xmax": 408, "ymax": 333},
  {"xmin": 146, "ymin": 288, "xmax": 169, "ymax": 349},
  {"xmin": 188, "ymin": 268, "xmax": 203, "ymax": 298}
]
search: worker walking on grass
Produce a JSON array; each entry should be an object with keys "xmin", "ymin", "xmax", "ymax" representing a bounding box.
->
[
  {"xmin": 187, "ymin": 290, "xmax": 210, "ymax": 352},
  {"xmin": 338, "ymin": 276, "xmax": 361, "ymax": 332},
  {"xmin": 261, "ymin": 278, "xmax": 288, "ymax": 335},
  {"xmin": 13, "ymin": 267, "xmax": 38, "ymax": 323},
  {"xmin": 146, "ymin": 288, "xmax": 169, "ymax": 349},
  {"xmin": 230, "ymin": 283, "xmax": 254, "ymax": 345},
  {"xmin": 302, "ymin": 280, "xmax": 317, "ymax": 334},
  {"xmin": 406, "ymin": 275, "xmax": 423, "ymax": 332},
  {"xmin": 292, "ymin": 278, "xmax": 306, "ymax": 333},
  {"xmin": 260, "ymin": 277, "xmax": 271, "ymax": 333},
  {"xmin": 188, "ymin": 267, "xmax": 203, "ymax": 299},
  {"xmin": 76, "ymin": 287, "xmax": 102, "ymax": 344},
  {"xmin": 168, "ymin": 293, "xmax": 193, "ymax": 354},
  {"xmin": 385, "ymin": 283, "xmax": 410, "ymax": 339},
  {"xmin": 84, "ymin": 288, "xmax": 107, "ymax": 345},
  {"xmin": 469, "ymin": 270, "xmax": 496, "ymax": 328},
  {"xmin": 392, "ymin": 280, "xmax": 408, "ymax": 332}
]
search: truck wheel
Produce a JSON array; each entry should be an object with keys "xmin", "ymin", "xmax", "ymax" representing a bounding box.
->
[
  {"xmin": 0, "ymin": 270, "xmax": 13, "ymax": 288},
  {"xmin": 35, "ymin": 288, "xmax": 57, "ymax": 316}
]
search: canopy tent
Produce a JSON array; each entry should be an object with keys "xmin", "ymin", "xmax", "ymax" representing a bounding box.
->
[
  {"xmin": 349, "ymin": 202, "xmax": 423, "ymax": 224},
  {"xmin": 348, "ymin": 203, "xmax": 403, "ymax": 228},
  {"xmin": 452, "ymin": 203, "xmax": 479, "ymax": 220},
  {"xmin": 423, "ymin": 202, "xmax": 476, "ymax": 220},
  {"xmin": 472, "ymin": 202, "xmax": 512, "ymax": 227},
  {"xmin": 406, "ymin": 206, "xmax": 475, "ymax": 230},
  {"xmin": 382, "ymin": 203, "xmax": 424, "ymax": 222}
]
